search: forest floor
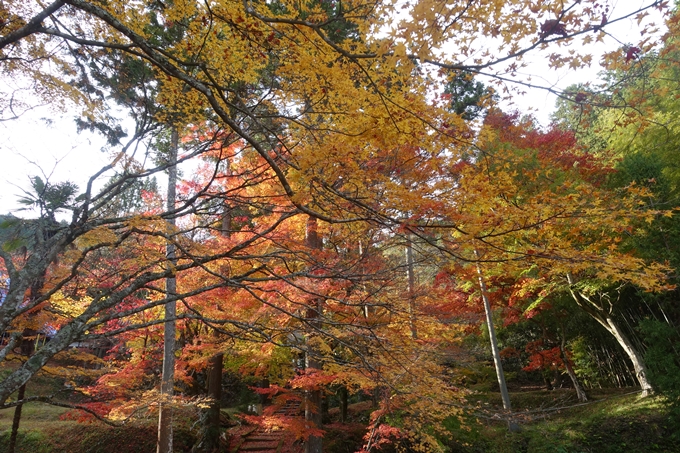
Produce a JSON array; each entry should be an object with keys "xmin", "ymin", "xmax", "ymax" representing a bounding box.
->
[
  {"xmin": 0, "ymin": 382, "xmax": 676, "ymax": 453},
  {"xmin": 447, "ymin": 388, "xmax": 677, "ymax": 453}
]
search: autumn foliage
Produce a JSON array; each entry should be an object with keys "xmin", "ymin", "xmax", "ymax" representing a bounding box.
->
[{"xmin": 0, "ymin": 0, "xmax": 677, "ymax": 452}]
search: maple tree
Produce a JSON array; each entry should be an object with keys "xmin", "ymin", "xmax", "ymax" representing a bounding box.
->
[
  {"xmin": 435, "ymin": 110, "xmax": 672, "ymax": 397},
  {"xmin": 550, "ymin": 17, "xmax": 680, "ymax": 404},
  {"xmin": 506, "ymin": 291, "xmax": 590, "ymax": 401}
]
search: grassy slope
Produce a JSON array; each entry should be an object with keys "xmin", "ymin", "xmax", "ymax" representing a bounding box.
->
[
  {"xmin": 0, "ymin": 403, "xmax": 196, "ymax": 453},
  {"xmin": 0, "ymin": 389, "xmax": 675, "ymax": 453},
  {"xmin": 448, "ymin": 389, "xmax": 677, "ymax": 453}
]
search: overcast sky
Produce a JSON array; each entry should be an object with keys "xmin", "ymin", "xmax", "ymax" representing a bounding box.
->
[{"xmin": 0, "ymin": 109, "xmax": 113, "ymax": 217}]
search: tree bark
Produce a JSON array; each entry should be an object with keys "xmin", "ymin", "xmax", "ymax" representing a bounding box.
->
[
  {"xmin": 305, "ymin": 333, "xmax": 323, "ymax": 453},
  {"xmin": 602, "ymin": 316, "xmax": 653, "ymax": 396},
  {"xmin": 9, "ymin": 283, "xmax": 43, "ymax": 453},
  {"xmin": 194, "ymin": 192, "xmax": 231, "ymax": 452},
  {"xmin": 7, "ymin": 383, "xmax": 26, "ymax": 453},
  {"xmin": 478, "ymin": 269, "xmax": 513, "ymax": 410},
  {"xmin": 158, "ymin": 127, "xmax": 178, "ymax": 453},
  {"xmin": 406, "ymin": 238, "xmax": 417, "ymax": 340},
  {"xmin": 565, "ymin": 275, "xmax": 653, "ymax": 396},
  {"xmin": 338, "ymin": 386, "xmax": 348, "ymax": 423},
  {"xmin": 199, "ymin": 352, "xmax": 224, "ymax": 452},
  {"xmin": 559, "ymin": 337, "xmax": 588, "ymax": 403},
  {"xmin": 304, "ymin": 216, "xmax": 323, "ymax": 453},
  {"xmin": 475, "ymin": 254, "xmax": 519, "ymax": 432}
]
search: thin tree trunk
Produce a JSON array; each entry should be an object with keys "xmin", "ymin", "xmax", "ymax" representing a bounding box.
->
[
  {"xmin": 305, "ymin": 216, "xmax": 323, "ymax": 453},
  {"xmin": 194, "ymin": 190, "xmax": 232, "ymax": 451},
  {"xmin": 158, "ymin": 127, "xmax": 178, "ymax": 453},
  {"xmin": 406, "ymin": 238, "xmax": 417, "ymax": 340},
  {"xmin": 7, "ymin": 383, "xmax": 26, "ymax": 453},
  {"xmin": 477, "ymin": 266, "xmax": 512, "ymax": 409},
  {"xmin": 475, "ymin": 254, "xmax": 519, "ymax": 432},
  {"xmin": 305, "ymin": 305, "xmax": 323, "ymax": 453},
  {"xmin": 338, "ymin": 386, "xmax": 348, "ymax": 423},
  {"xmin": 603, "ymin": 315, "xmax": 653, "ymax": 395},
  {"xmin": 559, "ymin": 335, "xmax": 587, "ymax": 402},
  {"xmin": 565, "ymin": 274, "xmax": 653, "ymax": 396},
  {"xmin": 202, "ymin": 352, "xmax": 223, "ymax": 451},
  {"xmin": 359, "ymin": 241, "xmax": 372, "ymax": 320},
  {"xmin": 9, "ymin": 330, "xmax": 37, "ymax": 453}
]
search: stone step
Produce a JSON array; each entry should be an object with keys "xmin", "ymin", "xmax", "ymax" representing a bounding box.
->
[
  {"xmin": 239, "ymin": 449, "xmax": 278, "ymax": 453},
  {"xmin": 231, "ymin": 411, "xmax": 304, "ymax": 453},
  {"xmin": 239, "ymin": 442, "xmax": 280, "ymax": 451},
  {"xmin": 273, "ymin": 404, "xmax": 300, "ymax": 415},
  {"xmin": 245, "ymin": 438, "xmax": 279, "ymax": 443},
  {"xmin": 242, "ymin": 440, "xmax": 279, "ymax": 447}
]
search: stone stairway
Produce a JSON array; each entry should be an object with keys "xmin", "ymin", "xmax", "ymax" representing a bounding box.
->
[
  {"xmin": 229, "ymin": 399, "xmax": 302, "ymax": 453},
  {"xmin": 274, "ymin": 399, "xmax": 304, "ymax": 417},
  {"xmin": 235, "ymin": 431, "xmax": 283, "ymax": 453}
]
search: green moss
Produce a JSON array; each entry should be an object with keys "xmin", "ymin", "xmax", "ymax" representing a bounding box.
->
[
  {"xmin": 0, "ymin": 430, "xmax": 51, "ymax": 453},
  {"xmin": 442, "ymin": 391, "xmax": 675, "ymax": 453}
]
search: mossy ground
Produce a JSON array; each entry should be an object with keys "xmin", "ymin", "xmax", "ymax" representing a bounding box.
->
[
  {"xmin": 0, "ymin": 402, "xmax": 195, "ymax": 453},
  {"xmin": 0, "ymin": 388, "xmax": 675, "ymax": 452},
  {"xmin": 446, "ymin": 389, "xmax": 677, "ymax": 453}
]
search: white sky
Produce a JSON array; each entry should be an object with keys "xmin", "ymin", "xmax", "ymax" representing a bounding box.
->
[
  {"xmin": 496, "ymin": 0, "xmax": 665, "ymax": 121},
  {"xmin": 0, "ymin": 109, "xmax": 113, "ymax": 216},
  {"xmin": 0, "ymin": 1, "xmax": 666, "ymax": 216}
]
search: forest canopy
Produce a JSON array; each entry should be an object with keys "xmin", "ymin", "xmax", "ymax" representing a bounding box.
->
[{"xmin": 1, "ymin": 1, "xmax": 679, "ymax": 453}]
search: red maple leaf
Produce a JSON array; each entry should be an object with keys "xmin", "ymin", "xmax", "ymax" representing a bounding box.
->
[{"xmin": 625, "ymin": 46, "xmax": 641, "ymax": 62}]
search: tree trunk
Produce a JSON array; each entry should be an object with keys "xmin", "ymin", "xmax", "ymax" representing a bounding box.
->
[
  {"xmin": 602, "ymin": 316, "xmax": 653, "ymax": 396},
  {"xmin": 559, "ymin": 338, "xmax": 588, "ymax": 403},
  {"xmin": 305, "ymin": 337, "xmax": 323, "ymax": 453},
  {"xmin": 305, "ymin": 297, "xmax": 323, "ymax": 453},
  {"xmin": 9, "ymin": 330, "xmax": 37, "ymax": 453},
  {"xmin": 7, "ymin": 383, "xmax": 26, "ymax": 453},
  {"xmin": 158, "ymin": 127, "xmax": 179, "ymax": 453},
  {"xmin": 475, "ymin": 255, "xmax": 519, "ymax": 432},
  {"xmin": 304, "ymin": 216, "xmax": 323, "ymax": 453},
  {"xmin": 565, "ymin": 277, "xmax": 653, "ymax": 397},
  {"xmin": 338, "ymin": 386, "xmax": 348, "ymax": 423},
  {"xmin": 194, "ymin": 194, "xmax": 230, "ymax": 453},
  {"xmin": 201, "ymin": 352, "xmax": 224, "ymax": 452},
  {"xmin": 406, "ymin": 238, "xmax": 417, "ymax": 340},
  {"xmin": 322, "ymin": 391, "xmax": 330, "ymax": 424}
]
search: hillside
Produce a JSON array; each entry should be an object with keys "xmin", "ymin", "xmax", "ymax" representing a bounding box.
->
[{"xmin": 0, "ymin": 388, "xmax": 675, "ymax": 453}]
